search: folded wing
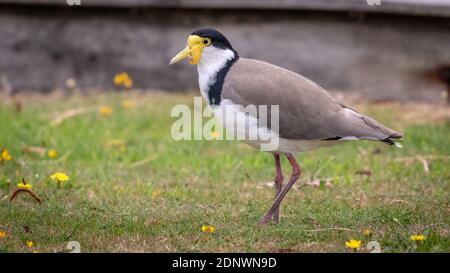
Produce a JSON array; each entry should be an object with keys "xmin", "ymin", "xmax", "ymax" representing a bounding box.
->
[{"xmin": 222, "ymin": 58, "xmax": 402, "ymax": 143}]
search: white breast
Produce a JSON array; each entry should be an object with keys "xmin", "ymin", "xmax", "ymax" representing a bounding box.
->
[{"xmin": 197, "ymin": 47, "xmax": 235, "ymax": 103}]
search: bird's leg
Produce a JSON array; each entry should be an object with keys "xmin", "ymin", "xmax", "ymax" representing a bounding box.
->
[
  {"xmin": 259, "ymin": 153, "xmax": 301, "ymax": 225},
  {"xmin": 272, "ymin": 153, "xmax": 283, "ymax": 224}
]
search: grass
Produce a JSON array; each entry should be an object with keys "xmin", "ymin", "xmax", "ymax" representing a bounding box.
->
[{"xmin": 0, "ymin": 91, "xmax": 449, "ymax": 253}]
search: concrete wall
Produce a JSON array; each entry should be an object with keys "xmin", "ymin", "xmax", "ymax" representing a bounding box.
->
[
  {"xmin": 0, "ymin": 2, "xmax": 449, "ymax": 102},
  {"xmin": 2, "ymin": 0, "xmax": 450, "ymax": 17}
]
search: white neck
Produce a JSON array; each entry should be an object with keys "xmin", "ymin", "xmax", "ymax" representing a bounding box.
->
[{"xmin": 197, "ymin": 47, "xmax": 236, "ymax": 103}]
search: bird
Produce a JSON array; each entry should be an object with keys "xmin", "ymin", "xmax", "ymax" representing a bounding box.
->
[{"xmin": 169, "ymin": 28, "xmax": 402, "ymax": 225}]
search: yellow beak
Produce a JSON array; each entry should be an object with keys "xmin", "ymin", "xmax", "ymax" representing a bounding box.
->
[{"xmin": 169, "ymin": 35, "xmax": 204, "ymax": 65}]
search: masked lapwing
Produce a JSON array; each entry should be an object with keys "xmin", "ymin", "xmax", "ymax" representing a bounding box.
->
[{"xmin": 169, "ymin": 28, "xmax": 402, "ymax": 225}]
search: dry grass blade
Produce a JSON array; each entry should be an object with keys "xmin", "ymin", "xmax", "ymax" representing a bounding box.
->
[
  {"xmin": 388, "ymin": 199, "xmax": 414, "ymax": 207},
  {"xmin": 305, "ymin": 179, "xmax": 333, "ymax": 188},
  {"xmin": 55, "ymin": 151, "xmax": 72, "ymax": 162},
  {"xmin": 50, "ymin": 106, "xmax": 98, "ymax": 127},
  {"xmin": 10, "ymin": 189, "xmax": 42, "ymax": 204},
  {"xmin": 395, "ymin": 155, "xmax": 450, "ymax": 174},
  {"xmin": 396, "ymin": 155, "xmax": 450, "ymax": 161},
  {"xmin": 312, "ymin": 156, "xmax": 335, "ymax": 178},
  {"xmin": 416, "ymin": 155, "xmax": 429, "ymax": 173},
  {"xmin": 419, "ymin": 223, "xmax": 447, "ymax": 232},
  {"xmin": 22, "ymin": 146, "xmax": 46, "ymax": 157},
  {"xmin": 127, "ymin": 155, "xmax": 158, "ymax": 169},
  {"xmin": 300, "ymin": 227, "xmax": 355, "ymax": 232}
]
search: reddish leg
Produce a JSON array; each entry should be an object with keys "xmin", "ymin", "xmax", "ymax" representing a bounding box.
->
[
  {"xmin": 259, "ymin": 153, "xmax": 301, "ymax": 225},
  {"xmin": 272, "ymin": 153, "xmax": 283, "ymax": 224}
]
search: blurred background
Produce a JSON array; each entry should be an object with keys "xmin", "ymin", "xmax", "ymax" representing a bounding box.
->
[
  {"xmin": 0, "ymin": 0, "xmax": 449, "ymax": 103},
  {"xmin": 1, "ymin": 1, "xmax": 450, "ymax": 253}
]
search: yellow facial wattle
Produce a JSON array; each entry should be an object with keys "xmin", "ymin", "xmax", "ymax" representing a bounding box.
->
[{"xmin": 169, "ymin": 35, "xmax": 210, "ymax": 65}]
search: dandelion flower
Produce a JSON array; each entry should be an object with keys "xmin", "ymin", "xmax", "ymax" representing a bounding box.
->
[
  {"xmin": 201, "ymin": 225, "xmax": 215, "ymax": 234},
  {"xmin": 123, "ymin": 78, "xmax": 133, "ymax": 89},
  {"xmin": 0, "ymin": 231, "xmax": 6, "ymax": 239},
  {"xmin": 114, "ymin": 72, "xmax": 133, "ymax": 89},
  {"xmin": 210, "ymin": 131, "xmax": 220, "ymax": 140},
  {"xmin": 362, "ymin": 229, "xmax": 371, "ymax": 236},
  {"xmin": 17, "ymin": 180, "xmax": 32, "ymax": 190},
  {"xmin": 47, "ymin": 149, "xmax": 57, "ymax": 158},
  {"xmin": 50, "ymin": 172, "xmax": 70, "ymax": 182},
  {"xmin": 345, "ymin": 239, "xmax": 361, "ymax": 250},
  {"xmin": 122, "ymin": 99, "xmax": 132, "ymax": 109},
  {"xmin": 99, "ymin": 106, "xmax": 112, "ymax": 116},
  {"xmin": 113, "ymin": 72, "xmax": 126, "ymax": 86},
  {"xmin": 26, "ymin": 240, "xmax": 33, "ymax": 247},
  {"xmin": 50, "ymin": 172, "xmax": 69, "ymax": 189},
  {"xmin": 410, "ymin": 234, "xmax": 425, "ymax": 242},
  {"xmin": 1, "ymin": 148, "xmax": 12, "ymax": 161}
]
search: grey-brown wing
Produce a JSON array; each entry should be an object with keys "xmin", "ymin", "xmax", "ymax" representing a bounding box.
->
[{"xmin": 222, "ymin": 58, "xmax": 402, "ymax": 141}]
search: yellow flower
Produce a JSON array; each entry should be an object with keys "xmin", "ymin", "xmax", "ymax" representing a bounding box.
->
[
  {"xmin": 151, "ymin": 189, "xmax": 161, "ymax": 200},
  {"xmin": 105, "ymin": 139, "xmax": 127, "ymax": 152},
  {"xmin": 210, "ymin": 131, "xmax": 220, "ymax": 140},
  {"xmin": 114, "ymin": 72, "xmax": 133, "ymax": 89},
  {"xmin": 1, "ymin": 149, "xmax": 12, "ymax": 161},
  {"xmin": 201, "ymin": 225, "xmax": 215, "ymax": 234},
  {"xmin": 17, "ymin": 180, "xmax": 32, "ymax": 190},
  {"xmin": 362, "ymin": 229, "xmax": 371, "ymax": 236},
  {"xmin": 50, "ymin": 172, "xmax": 70, "ymax": 182},
  {"xmin": 66, "ymin": 78, "xmax": 77, "ymax": 89},
  {"xmin": 99, "ymin": 106, "xmax": 112, "ymax": 116},
  {"xmin": 122, "ymin": 99, "xmax": 132, "ymax": 109},
  {"xmin": 410, "ymin": 234, "xmax": 425, "ymax": 242},
  {"xmin": 47, "ymin": 149, "xmax": 57, "ymax": 158},
  {"xmin": 345, "ymin": 239, "xmax": 361, "ymax": 250},
  {"xmin": 0, "ymin": 231, "xmax": 6, "ymax": 239},
  {"xmin": 123, "ymin": 78, "xmax": 133, "ymax": 89},
  {"xmin": 26, "ymin": 240, "xmax": 33, "ymax": 247},
  {"xmin": 113, "ymin": 72, "xmax": 126, "ymax": 85}
]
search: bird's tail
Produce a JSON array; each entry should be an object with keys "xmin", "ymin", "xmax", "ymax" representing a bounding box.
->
[{"xmin": 381, "ymin": 133, "xmax": 403, "ymax": 148}]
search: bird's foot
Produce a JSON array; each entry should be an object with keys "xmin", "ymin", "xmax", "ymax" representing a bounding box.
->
[
  {"xmin": 258, "ymin": 211, "xmax": 274, "ymax": 226},
  {"xmin": 272, "ymin": 214, "xmax": 279, "ymax": 224}
]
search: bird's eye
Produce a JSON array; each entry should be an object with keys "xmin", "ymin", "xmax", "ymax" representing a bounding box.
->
[{"xmin": 203, "ymin": 38, "xmax": 211, "ymax": 46}]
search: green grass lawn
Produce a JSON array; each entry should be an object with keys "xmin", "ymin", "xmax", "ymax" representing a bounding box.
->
[{"xmin": 0, "ymin": 92, "xmax": 449, "ymax": 253}]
